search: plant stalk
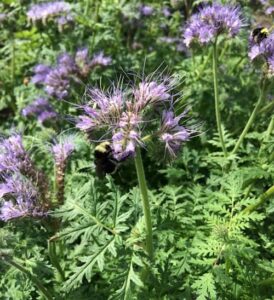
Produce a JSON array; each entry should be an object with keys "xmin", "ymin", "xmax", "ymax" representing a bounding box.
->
[
  {"xmin": 134, "ymin": 147, "xmax": 153, "ymax": 259},
  {"xmin": 48, "ymin": 240, "xmax": 65, "ymax": 282},
  {"xmin": 2, "ymin": 257, "xmax": 53, "ymax": 300},
  {"xmin": 212, "ymin": 39, "xmax": 227, "ymax": 157},
  {"xmin": 244, "ymin": 184, "xmax": 274, "ymax": 213},
  {"xmin": 231, "ymin": 79, "xmax": 268, "ymax": 155}
]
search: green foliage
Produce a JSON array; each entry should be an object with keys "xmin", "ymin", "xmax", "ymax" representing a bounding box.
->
[{"xmin": 0, "ymin": 0, "xmax": 274, "ymax": 299}]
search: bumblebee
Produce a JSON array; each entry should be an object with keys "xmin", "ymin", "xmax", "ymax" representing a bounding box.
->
[
  {"xmin": 252, "ymin": 27, "xmax": 269, "ymax": 44},
  {"xmin": 94, "ymin": 142, "xmax": 118, "ymax": 177}
]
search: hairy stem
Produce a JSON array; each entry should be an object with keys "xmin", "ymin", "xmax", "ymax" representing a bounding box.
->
[
  {"xmin": 48, "ymin": 240, "xmax": 65, "ymax": 282},
  {"xmin": 2, "ymin": 256, "xmax": 53, "ymax": 300},
  {"xmin": 212, "ymin": 40, "xmax": 227, "ymax": 157},
  {"xmin": 134, "ymin": 147, "xmax": 153, "ymax": 259},
  {"xmin": 244, "ymin": 184, "xmax": 274, "ymax": 213},
  {"xmin": 231, "ymin": 79, "xmax": 268, "ymax": 155}
]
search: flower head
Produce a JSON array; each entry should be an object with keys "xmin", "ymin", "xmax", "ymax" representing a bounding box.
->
[
  {"xmin": 32, "ymin": 49, "xmax": 111, "ymax": 99},
  {"xmin": 183, "ymin": 2, "xmax": 242, "ymax": 47},
  {"xmin": 0, "ymin": 174, "xmax": 46, "ymax": 221},
  {"xmin": 75, "ymin": 47, "xmax": 96, "ymax": 76},
  {"xmin": 44, "ymin": 67, "xmax": 70, "ymax": 99},
  {"xmin": 76, "ymin": 87, "xmax": 124, "ymax": 132},
  {"xmin": 51, "ymin": 137, "xmax": 75, "ymax": 165},
  {"xmin": 31, "ymin": 64, "xmax": 51, "ymax": 85},
  {"xmin": 75, "ymin": 47, "xmax": 89, "ymax": 68},
  {"xmin": 139, "ymin": 5, "xmax": 154, "ymax": 17},
  {"xmin": 90, "ymin": 52, "xmax": 112, "ymax": 68},
  {"xmin": 51, "ymin": 136, "xmax": 75, "ymax": 204},
  {"xmin": 22, "ymin": 97, "xmax": 57, "ymax": 124},
  {"xmin": 112, "ymin": 112, "xmax": 142, "ymax": 161},
  {"xmin": 159, "ymin": 110, "xmax": 191, "ymax": 156},
  {"xmin": 162, "ymin": 7, "xmax": 171, "ymax": 18},
  {"xmin": 133, "ymin": 80, "xmax": 171, "ymax": 111},
  {"xmin": 265, "ymin": 6, "xmax": 274, "ymax": 15},
  {"xmin": 249, "ymin": 31, "xmax": 274, "ymax": 75},
  {"xmin": 27, "ymin": 1, "xmax": 71, "ymax": 24},
  {"xmin": 57, "ymin": 53, "xmax": 76, "ymax": 73},
  {"xmin": 0, "ymin": 134, "xmax": 28, "ymax": 173},
  {"xmin": 76, "ymin": 73, "xmax": 194, "ymax": 164}
]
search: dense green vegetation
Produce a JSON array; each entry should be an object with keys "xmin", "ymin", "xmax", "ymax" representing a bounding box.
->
[{"xmin": 0, "ymin": 1, "xmax": 273, "ymax": 299}]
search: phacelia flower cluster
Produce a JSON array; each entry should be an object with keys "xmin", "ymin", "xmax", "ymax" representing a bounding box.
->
[
  {"xmin": 27, "ymin": 1, "xmax": 73, "ymax": 28},
  {"xmin": 139, "ymin": 5, "xmax": 154, "ymax": 17},
  {"xmin": 76, "ymin": 75, "xmax": 194, "ymax": 161},
  {"xmin": 0, "ymin": 134, "xmax": 49, "ymax": 221},
  {"xmin": 51, "ymin": 137, "xmax": 75, "ymax": 204},
  {"xmin": 0, "ymin": 174, "xmax": 44, "ymax": 221},
  {"xmin": 183, "ymin": 2, "xmax": 242, "ymax": 47},
  {"xmin": 22, "ymin": 97, "xmax": 57, "ymax": 124},
  {"xmin": 32, "ymin": 49, "xmax": 111, "ymax": 99},
  {"xmin": 266, "ymin": 6, "xmax": 274, "ymax": 14},
  {"xmin": 249, "ymin": 31, "xmax": 274, "ymax": 75}
]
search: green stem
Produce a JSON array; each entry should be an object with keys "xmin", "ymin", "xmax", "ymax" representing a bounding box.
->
[
  {"xmin": 196, "ymin": 52, "xmax": 211, "ymax": 81},
  {"xmin": 10, "ymin": 36, "xmax": 17, "ymax": 113},
  {"xmin": 258, "ymin": 115, "xmax": 274, "ymax": 156},
  {"xmin": 231, "ymin": 79, "xmax": 268, "ymax": 155},
  {"xmin": 244, "ymin": 185, "xmax": 274, "ymax": 213},
  {"xmin": 48, "ymin": 240, "xmax": 65, "ymax": 282},
  {"xmin": 259, "ymin": 99, "xmax": 274, "ymax": 115},
  {"xmin": 134, "ymin": 148, "xmax": 153, "ymax": 259},
  {"xmin": 2, "ymin": 256, "xmax": 53, "ymax": 300},
  {"xmin": 265, "ymin": 116, "xmax": 274, "ymax": 140},
  {"xmin": 212, "ymin": 40, "xmax": 227, "ymax": 157},
  {"xmin": 91, "ymin": 1, "xmax": 101, "ymax": 50}
]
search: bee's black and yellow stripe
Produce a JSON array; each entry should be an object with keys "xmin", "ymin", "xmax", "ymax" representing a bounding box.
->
[
  {"xmin": 252, "ymin": 27, "xmax": 269, "ymax": 44},
  {"xmin": 94, "ymin": 142, "xmax": 118, "ymax": 177}
]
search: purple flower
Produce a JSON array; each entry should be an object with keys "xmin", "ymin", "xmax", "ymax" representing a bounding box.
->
[
  {"xmin": 90, "ymin": 52, "xmax": 112, "ymax": 68},
  {"xmin": 183, "ymin": 2, "xmax": 242, "ymax": 47},
  {"xmin": 51, "ymin": 137, "xmax": 75, "ymax": 165},
  {"xmin": 159, "ymin": 110, "xmax": 191, "ymax": 156},
  {"xmin": 76, "ymin": 73, "xmax": 194, "ymax": 165},
  {"xmin": 44, "ymin": 67, "xmax": 70, "ymax": 99},
  {"xmin": 51, "ymin": 137, "xmax": 74, "ymax": 204},
  {"xmin": 162, "ymin": 7, "xmax": 171, "ymax": 18},
  {"xmin": 0, "ymin": 134, "xmax": 28, "ymax": 173},
  {"xmin": 76, "ymin": 88, "xmax": 124, "ymax": 131},
  {"xmin": 139, "ymin": 5, "xmax": 154, "ymax": 17},
  {"xmin": 32, "ymin": 53, "xmax": 74, "ymax": 99},
  {"xmin": 57, "ymin": 53, "xmax": 76, "ymax": 73},
  {"xmin": 265, "ymin": 6, "xmax": 274, "ymax": 14},
  {"xmin": 112, "ymin": 112, "xmax": 142, "ymax": 161},
  {"xmin": 0, "ymin": 174, "xmax": 46, "ymax": 221},
  {"xmin": 57, "ymin": 14, "xmax": 73, "ymax": 26},
  {"xmin": 268, "ymin": 55, "xmax": 274, "ymax": 74},
  {"xmin": 33, "ymin": 50, "xmax": 111, "ymax": 99},
  {"xmin": 75, "ymin": 47, "xmax": 89, "ymax": 67},
  {"xmin": 31, "ymin": 64, "xmax": 51, "ymax": 85},
  {"xmin": 27, "ymin": 1, "xmax": 71, "ymax": 24},
  {"xmin": 22, "ymin": 97, "xmax": 57, "ymax": 124},
  {"xmin": 0, "ymin": 134, "xmax": 51, "ymax": 207},
  {"xmin": 249, "ymin": 31, "xmax": 274, "ymax": 75},
  {"xmin": 133, "ymin": 80, "xmax": 172, "ymax": 111},
  {"xmin": 38, "ymin": 111, "xmax": 58, "ymax": 123},
  {"xmin": 75, "ymin": 47, "xmax": 92, "ymax": 76}
]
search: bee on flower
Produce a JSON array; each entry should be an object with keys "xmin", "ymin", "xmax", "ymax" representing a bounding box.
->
[{"xmin": 76, "ymin": 74, "xmax": 195, "ymax": 175}]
